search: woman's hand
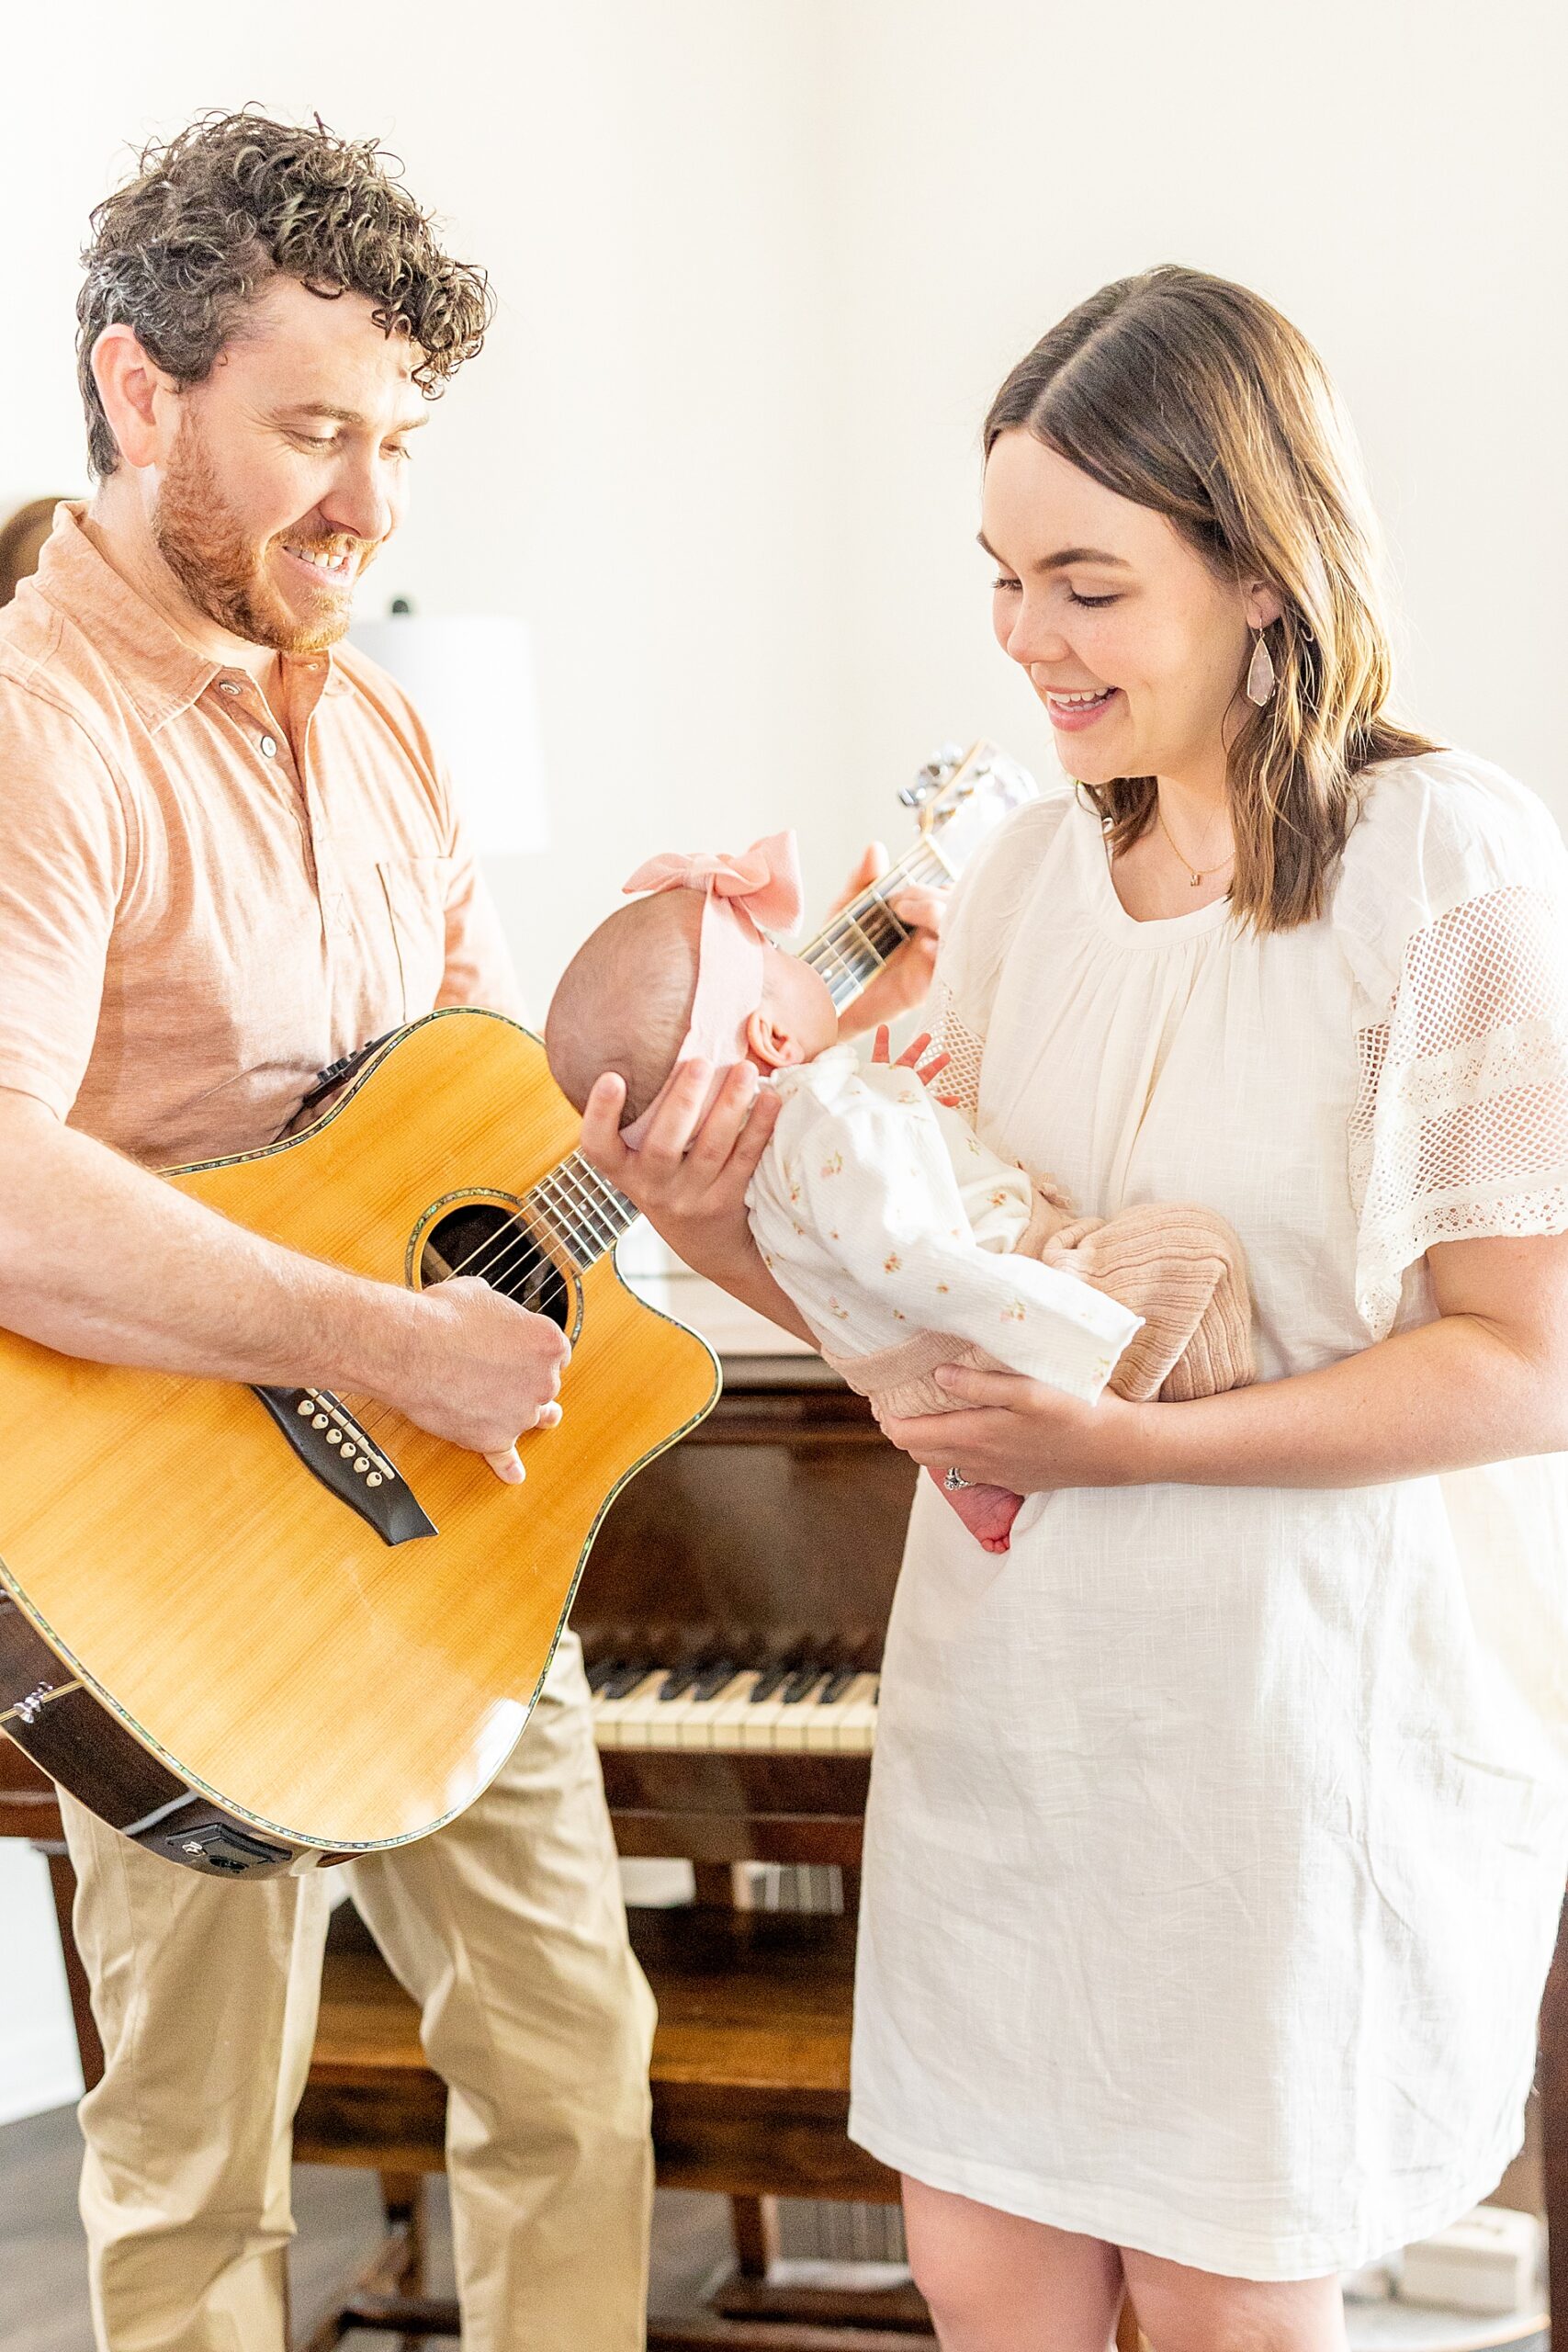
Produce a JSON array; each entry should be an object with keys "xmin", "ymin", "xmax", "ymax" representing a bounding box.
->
[
  {"xmin": 881, "ymin": 1361, "xmax": 1156, "ymax": 1494},
  {"xmin": 832, "ymin": 842, "xmax": 947, "ymax": 1037}
]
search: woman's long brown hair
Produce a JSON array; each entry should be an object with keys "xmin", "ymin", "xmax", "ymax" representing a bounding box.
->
[{"xmin": 985, "ymin": 266, "xmax": 1437, "ymax": 931}]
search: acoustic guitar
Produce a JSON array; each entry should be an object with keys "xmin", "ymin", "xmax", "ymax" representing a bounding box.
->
[{"xmin": 0, "ymin": 741, "xmax": 1036, "ymax": 1876}]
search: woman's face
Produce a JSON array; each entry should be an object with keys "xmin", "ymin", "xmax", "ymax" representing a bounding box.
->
[{"xmin": 981, "ymin": 428, "xmax": 1274, "ymax": 788}]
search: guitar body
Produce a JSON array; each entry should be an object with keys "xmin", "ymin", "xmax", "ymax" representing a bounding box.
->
[{"xmin": 0, "ymin": 1009, "xmax": 718, "ymax": 1874}]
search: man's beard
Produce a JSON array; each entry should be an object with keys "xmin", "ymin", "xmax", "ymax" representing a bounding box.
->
[{"xmin": 152, "ymin": 419, "xmax": 370, "ymax": 657}]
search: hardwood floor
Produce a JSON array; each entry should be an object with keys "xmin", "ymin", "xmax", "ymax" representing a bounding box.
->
[{"xmin": 0, "ymin": 2102, "xmax": 732, "ymax": 2350}]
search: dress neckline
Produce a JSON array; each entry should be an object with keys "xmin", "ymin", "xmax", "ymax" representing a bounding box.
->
[{"xmin": 1077, "ymin": 799, "xmax": 1236, "ymax": 945}]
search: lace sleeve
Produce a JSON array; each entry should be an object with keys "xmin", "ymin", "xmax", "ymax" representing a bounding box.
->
[
  {"xmin": 1349, "ymin": 883, "xmax": 1568, "ymax": 1339},
  {"xmin": 930, "ymin": 974, "xmax": 985, "ymax": 1120}
]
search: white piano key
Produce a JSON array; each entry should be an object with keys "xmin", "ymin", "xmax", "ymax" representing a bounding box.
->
[
  {"xmin": 803, "ymin": 1672, "xmax": 863, "ymax": 1753},
  {"xmin": 674, "ymin": 1670, "xmax": 754, "ymax": 1750},
  {"xmin": 771, "ymin": 1673, "xmax": 835, "ymax": 1752},
  {"xmin": 831, "ymin": 1672, "xmax": 881, "ymax": 1754},
  {"xmin": 739, "ymin": 1674, "xmax": 802, "ymax": 1751},
  {"xmin": 621, "ymin": 1670, "xmax": 710, "ymax": 1750},
  {"xmin": 702, "ymin": 1669, "xmax": 772, "ymax": 1751},
  {"xmin": 592, "ymin": 1669, "xmax": 665, "ymax": 1749}
]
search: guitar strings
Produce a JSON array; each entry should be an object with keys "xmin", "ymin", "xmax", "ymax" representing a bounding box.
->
[{"xmin": 344, "ymin": 849, "xmax": 934, "ymax": 1456}]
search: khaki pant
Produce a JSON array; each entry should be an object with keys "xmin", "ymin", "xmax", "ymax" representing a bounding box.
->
[{"xmin": 60, "ymin": 1633, "xmax": 657, "ymax": 2352}]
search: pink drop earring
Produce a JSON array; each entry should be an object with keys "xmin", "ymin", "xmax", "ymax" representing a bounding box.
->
[{"xmin": 1245, "ymin": 626, "xmax": 1277, "ymax": 707}]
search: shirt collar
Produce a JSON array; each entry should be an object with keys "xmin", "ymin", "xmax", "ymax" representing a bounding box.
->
[{"xmin": 34, "ymin": 503, "xmax": 354, "ymax": 728}]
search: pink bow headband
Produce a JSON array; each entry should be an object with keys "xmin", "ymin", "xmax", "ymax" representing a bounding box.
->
[{"xmin": 617, "ymin": 831, "xmax": 804, "ymax": 1149}]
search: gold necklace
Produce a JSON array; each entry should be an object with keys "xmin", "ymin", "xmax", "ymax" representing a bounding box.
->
[{"xmin": 1156, "ymin": 796, "xmax": 1235, "ymax": 888}]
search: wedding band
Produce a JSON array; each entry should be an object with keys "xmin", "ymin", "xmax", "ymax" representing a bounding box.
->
[{"xmin": 943, "ymin": 1464, "xmax": 970, "ymax": 1492}]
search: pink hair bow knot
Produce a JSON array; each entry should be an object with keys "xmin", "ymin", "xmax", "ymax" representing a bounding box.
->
[{"xmin": 622, "ymin": 831, "xmax": 804, "ymax": 935}]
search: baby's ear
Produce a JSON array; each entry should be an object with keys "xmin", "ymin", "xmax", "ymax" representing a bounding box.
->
[{"xmin": 745, "ymin": 1007, "xmax": 805, "ymax": 1069}]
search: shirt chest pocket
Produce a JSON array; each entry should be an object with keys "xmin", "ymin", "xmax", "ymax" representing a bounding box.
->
[{"xmin": 338, "ymin": 854, "xmax": 455, "ymax": 1025}]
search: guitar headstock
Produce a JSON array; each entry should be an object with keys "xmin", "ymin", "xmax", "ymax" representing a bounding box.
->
[{"xmin": 897, "ymin": 739, "xmax": 1038, "ymax": 876}]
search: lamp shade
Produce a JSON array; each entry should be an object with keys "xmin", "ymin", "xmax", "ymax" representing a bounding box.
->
[{"xmin": 349, "ymin": 614, "xmax": 549, "ymax": 856}]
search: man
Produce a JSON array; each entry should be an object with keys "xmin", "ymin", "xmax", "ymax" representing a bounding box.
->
[
  {"xmin": 0, "ymin": 112, "xmax": 649, "ymax": 2350},
  {"xmin": 0, "ymin": 109, "xmax": 945, "ymax": 2347}
]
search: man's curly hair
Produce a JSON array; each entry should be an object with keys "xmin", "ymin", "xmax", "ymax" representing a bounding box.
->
[{"xmin": 76, "ymin": 108, "xmax": 494, "ymax": 477}]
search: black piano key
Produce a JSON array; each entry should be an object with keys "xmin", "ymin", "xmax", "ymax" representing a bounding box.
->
[
  {"xmin": 587, "ymin": 1656, "xmax": 624, "ymax": 1695},
  {"xmin": 602, "ymin": 1660, "xmax": 651, "ymax": 1702},
  {"xmin": 782, "ymin": 1665, "xmax": 827, "ymax": 1705},
  {"xmin": 749, "ymin": 1663, "xmax": 793, "ymax": 1704},
  {"xmin": 817, "ymin": 1665, "xmax": 856, "ymax": 1705},
  {"xmin": 691, "ymin": 1657, "xmax": 739, "ymax": 1702},
  {"xmin": 658, "ymin": 1664, "xmax": 699, "ymax": 1701}
]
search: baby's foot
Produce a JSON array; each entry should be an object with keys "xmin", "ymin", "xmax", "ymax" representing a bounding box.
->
[{"xmin": 926, "ymin": 1467, "xmax": 1022, "ymax": 1554}]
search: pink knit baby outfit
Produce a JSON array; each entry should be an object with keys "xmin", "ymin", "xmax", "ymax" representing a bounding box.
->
[{"xmin": 821, "ymin": 1179, "xmax": 1254, "ymax": 1421}]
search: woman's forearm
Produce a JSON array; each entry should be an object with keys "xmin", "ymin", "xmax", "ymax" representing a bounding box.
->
[
  {"xmin": 703, "ymin": 1232, "xmax": 816, "ymax": 1344},
  {"xmin": 1138, "ymin": 1310, "xmax": 1568, "ymax": 1488},
  {"xmin": 640, "ymin": 1208, "xmax": 816, "ymax": 1346}
]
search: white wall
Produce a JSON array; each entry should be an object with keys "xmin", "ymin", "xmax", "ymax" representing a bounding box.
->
[
  {"xmin": 816, "ymin": 0, "xmax": 1568, "ymax": 842},
  {"xmin": 2, "ymin": 0, "xmax": 845, "ymax": 1009},
  {"xmin": 2, "ymin": 0, "xmax": 1563, "ymax": 2117},
  {"xmin": 0, "ymin": 1847, "xmax": 83, "ymax": 2126},
  {"xmin": 6, "ymin": 1, "xmax": 1563, "ymax": 1001}
]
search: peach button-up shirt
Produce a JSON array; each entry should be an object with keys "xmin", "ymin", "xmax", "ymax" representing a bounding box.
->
[{"xmin": 0, "ymin": 506, "xmax": 521, "ymax": 1168}]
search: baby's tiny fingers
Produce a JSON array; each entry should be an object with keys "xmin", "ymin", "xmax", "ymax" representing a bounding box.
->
[
  {"xmin": 871, "ymin": 1023, "xmax": 892, "ymax": 1064},
  {"xmin": 895, "ymin": 1031, "xmax": 932, "ymax": 1069}
]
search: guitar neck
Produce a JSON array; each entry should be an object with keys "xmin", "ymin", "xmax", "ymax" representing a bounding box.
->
[
  {"xmin": 530, "ymin": 1148, "xmax": 643, "ymax": 1270},
  {"xmin": 528, "ymin": 835, "xmax": 951, "ymax": 1274},
  {"xmin": 798, "ymin": 837, "xmax": 949, "ymax": 1009}
]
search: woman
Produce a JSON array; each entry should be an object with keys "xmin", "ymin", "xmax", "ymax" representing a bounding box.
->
[{"xmin": 582, "ymin": 267, "xmax": 1568, "ymax": 2351}]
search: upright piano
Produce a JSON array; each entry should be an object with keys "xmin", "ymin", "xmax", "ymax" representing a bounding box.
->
[{"xmin": 573, "ymin": 1266, "xmax": 931, "ymax": 2343}]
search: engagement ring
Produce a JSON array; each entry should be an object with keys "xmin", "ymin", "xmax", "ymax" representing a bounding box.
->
[{"xmin": 943, "ymin": 1465, "xmax": 971, "ymax": 1492}]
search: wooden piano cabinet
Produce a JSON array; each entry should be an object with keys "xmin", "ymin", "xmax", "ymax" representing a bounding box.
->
[{"xmin": 582, "ymin": 1351, "xmax": 925, "ymax": 2345}]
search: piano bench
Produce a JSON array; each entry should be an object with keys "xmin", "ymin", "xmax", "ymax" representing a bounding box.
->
[
  {"xmin": 629, "ymin": 1901, "xmax": 899, "ymax": 2204},
  {"xmin": 295, "ymin": 1897, "xmax": 898, "ymax": 2197},
  {"xmin": 290, "ymin": 1896, "xmax": 908, "ymax": 2344}
]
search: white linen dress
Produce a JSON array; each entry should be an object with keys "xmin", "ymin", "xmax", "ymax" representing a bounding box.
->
[
  {"xmin": 746, "ymin": 1044, "xmax": 1141, "ymax": 1400},
  {"xmin": 848, "ymin": 747, "xmax": 1568, "ymax": 2279}
]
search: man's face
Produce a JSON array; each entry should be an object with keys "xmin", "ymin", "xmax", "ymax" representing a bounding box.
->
[{"xmin": 151, "ymin": 277, "xmax": 428, "ymax": 654}]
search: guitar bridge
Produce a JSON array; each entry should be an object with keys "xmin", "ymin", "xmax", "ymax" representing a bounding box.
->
[{"xmin": 251, "ymin": 1386, "xmax": 437, "ymax": 1546}]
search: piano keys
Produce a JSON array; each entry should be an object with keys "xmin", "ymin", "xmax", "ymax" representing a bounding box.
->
[{"xmin": 591, "ymin": 1660, "xmax": 880, "ymax": 1753}]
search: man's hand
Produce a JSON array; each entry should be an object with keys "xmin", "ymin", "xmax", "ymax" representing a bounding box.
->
[
  {"xmin": 389, "ymin": 1275, "xmax": 570, "ymax": 1484},
  {"xmin": 578, "ymin": 1057, "xmax": 782, "ymax": 1283},
  {"xmin": 832, "ymin": 842, "xmax": 947, "ymax": 1037}
]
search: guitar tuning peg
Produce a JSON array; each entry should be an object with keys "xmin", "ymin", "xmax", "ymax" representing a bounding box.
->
[{"xmin": 898, "ymin": 741, "xmax": 966, "ymax": 808}]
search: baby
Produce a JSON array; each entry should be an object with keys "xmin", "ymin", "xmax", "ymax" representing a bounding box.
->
[{"xmin": 546, "ymin": 832, "xmax": 1252, "ymax": 1551}]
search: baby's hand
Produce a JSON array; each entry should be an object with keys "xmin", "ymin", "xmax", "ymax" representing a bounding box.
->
[{"xmin": 871, "ymin": 1025, "xmax": 956, "ymax": 1104}]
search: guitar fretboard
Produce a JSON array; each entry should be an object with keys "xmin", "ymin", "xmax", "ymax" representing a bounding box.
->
[{"xmin": 800, "ymin": 839, "xmax": 947, "ymax": 1008}]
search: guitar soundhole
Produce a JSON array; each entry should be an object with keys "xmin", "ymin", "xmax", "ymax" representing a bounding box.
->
[{"xmin": 418, "ymin": 1203, "xmax": 573, "ymax": 1332}]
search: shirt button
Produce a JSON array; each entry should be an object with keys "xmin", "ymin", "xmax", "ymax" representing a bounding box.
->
[
  {"xmin": 219, "ymin": 679, "xmax": 243, "ymax": 696},
  {"xmin": 259, "ymin": 734, "xmax": 278, "ymax": 759}
]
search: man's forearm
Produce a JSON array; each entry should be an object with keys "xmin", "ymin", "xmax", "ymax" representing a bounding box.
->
[
  {"xmin": 0, "ymin": 1094, "xmax": 423, "ymax": 1392},
  {"xmin": 1136, "ymin": 1312, "xmax": 1568, "ymax": 1489}
]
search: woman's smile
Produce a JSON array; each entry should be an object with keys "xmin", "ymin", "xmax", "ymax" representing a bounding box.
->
[{"xmin": 1040, "ymin": 683, "xmax": 1122, "ymax": 732}]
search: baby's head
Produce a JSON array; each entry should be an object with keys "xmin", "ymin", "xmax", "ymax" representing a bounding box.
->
[{"xmin": 546, "ymin": 834, "xmax": 839, "ymax": 1136}]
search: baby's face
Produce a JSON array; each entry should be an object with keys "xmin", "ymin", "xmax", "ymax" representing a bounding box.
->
[{"xmin": 753, "ymin": 945, "xmax": 840, "ymax": 1067}]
